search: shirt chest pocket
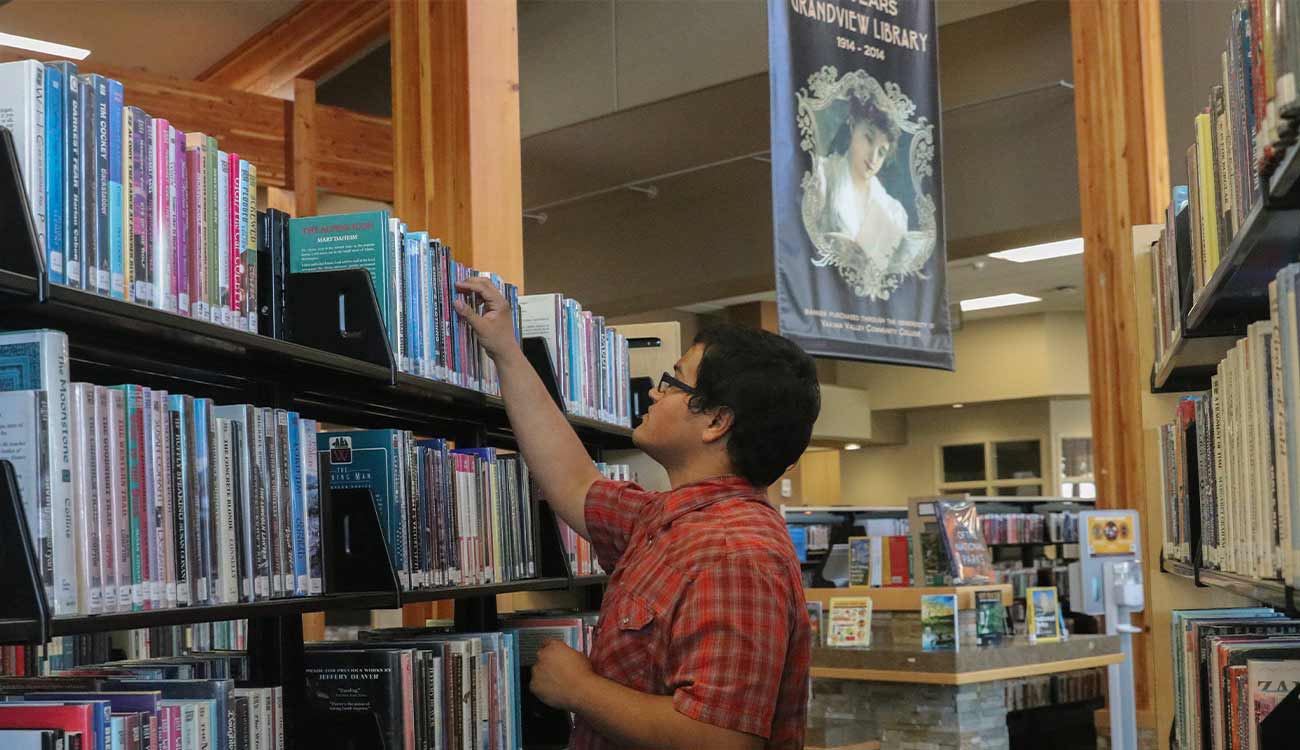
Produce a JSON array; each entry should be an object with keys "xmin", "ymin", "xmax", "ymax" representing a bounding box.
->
[{"xmin": 599, "ymin": 593, "xmax": 667, "ymax": 692}]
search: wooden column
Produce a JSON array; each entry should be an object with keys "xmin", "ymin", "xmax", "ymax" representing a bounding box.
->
[
  {"xmin": 291, "ymin": 79, "xmax": 318, "ymax": 218},
  {"xmin": 1069, "ymin": 0, "xmax": 1169, "ymax": 716},
  {"xmin": 390, "ymin": 0, "xmax": 525, "ymax": 287}
]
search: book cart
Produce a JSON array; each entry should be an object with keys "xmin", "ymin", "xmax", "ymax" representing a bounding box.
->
[{"xmin": 0, "ymin": 163, "xmax": 624, "ymax": 747}]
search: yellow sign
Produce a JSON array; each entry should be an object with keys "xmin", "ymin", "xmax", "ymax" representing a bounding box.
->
[{"xmin": 1087, "ymin": 514, "xmax": 1136, "ymax": 556}]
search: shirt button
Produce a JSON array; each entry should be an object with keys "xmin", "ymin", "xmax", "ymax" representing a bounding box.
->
[{"xmin": 621, "ymin": 616, "xmax": 630, "ymax": 626}]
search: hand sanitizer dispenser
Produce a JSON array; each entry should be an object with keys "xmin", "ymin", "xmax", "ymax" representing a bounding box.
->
[{"xmin": 1068, "ymin": 510, "xmax": 1143, "ymax": 750}]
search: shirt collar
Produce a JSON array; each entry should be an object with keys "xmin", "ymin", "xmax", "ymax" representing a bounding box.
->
[{"xmin": 658, "ymin": 475, "xmax": 766, "ymax": 527}]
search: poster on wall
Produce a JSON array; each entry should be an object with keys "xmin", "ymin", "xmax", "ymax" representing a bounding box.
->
[{"xmin": 768, "ymin": 0, "xmax": 953, "ymax": 369}]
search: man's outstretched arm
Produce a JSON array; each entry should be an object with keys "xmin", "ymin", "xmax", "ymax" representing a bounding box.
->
[{"xmin": 454, "ymin": 276, "xmax": 603, "ymax": 539}]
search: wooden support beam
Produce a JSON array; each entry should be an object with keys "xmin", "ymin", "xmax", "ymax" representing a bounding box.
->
[
  {"xmin": 1069, "ymin": 0, "xmax": 1169, "ymax": 715},
  {"xmin": 198, "ymin": 0, "xmax": 390, "ymax": 97},
  {"xmin": 390, "ymin": 0, "xmax": 525, "ymax": 286},
  {"xmin": 292, "ymin": 79, "xmax": 319, "ymax": 217}
]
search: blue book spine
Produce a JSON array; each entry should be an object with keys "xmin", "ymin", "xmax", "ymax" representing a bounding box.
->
[
  {"xmin": 107, "ymin": 79, "xmax": 124, "ymax": 299},
  {"xmin": 54, "ymin": 65, "xmax": 81, "ymax": 289},
  {"xmin": 44, "ymin": 64, "xmax": 64, "ymax": 284},
  {"xmin": 287, "ymin": 411, "xmax": 307, "ymax": 595},
  {"xmin": 91, "ymin": 74, "xmax": 110, "ymax": 294},
  {"xmin": 405, "ymin": 234, "xmax": 421, "ymax": 373},
  {"xmin": 303, "ymin": 418, "xmax": 322, "ymax": 594}
]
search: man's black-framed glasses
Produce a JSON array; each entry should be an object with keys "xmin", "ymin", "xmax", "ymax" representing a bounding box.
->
[{"xmin": 657, "ymin": 372, "xmax": 696, "ymax": 396}]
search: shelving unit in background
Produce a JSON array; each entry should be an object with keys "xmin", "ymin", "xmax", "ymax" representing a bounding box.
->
[{"xmin": 0, "ymin": 176, "xmax": 624, "ymax": 746}]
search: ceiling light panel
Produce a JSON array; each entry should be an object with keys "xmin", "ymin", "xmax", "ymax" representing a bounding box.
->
[
  {"xmin": 0, "ymin": 32, "xmax": 90, "ymax": 60},
  {"xmin": 959, "ymin": 293, "xmax": 1042, "ymax": 312},
  {"xmin": 987, "ymin": 237, "xmax": 1084, "ymax": 263}
]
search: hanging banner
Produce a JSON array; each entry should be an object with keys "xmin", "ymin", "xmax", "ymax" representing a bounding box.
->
[{"xmin": 768, "ymin": 0, "xmax": 953, "ymax": 369}]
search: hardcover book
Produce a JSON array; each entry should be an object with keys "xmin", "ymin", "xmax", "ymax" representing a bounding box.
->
[
  {"xmin": 934, "ymin": 500, "xmax": 996, "ymax": 584},
  {"xmin": 289, "ymin": 211, "xmax": 395, "ymax": 345},
  {"xmin": 846, "ymin": 536, "xmax": 870, "ymax": 586},
  {"xmin": 1249, "ymin": 659, "xmax": 1300, "ymax": 750},
  {"xmin": 920, "ymin": 593, "xmax": 959, "ymax": 652}
]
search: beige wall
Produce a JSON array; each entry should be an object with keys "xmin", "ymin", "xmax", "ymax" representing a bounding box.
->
[
  {"xmin": 835, "ymin": 312, "xmax": 1091, "ymax": 411},
  {"xmin": 839, "ymin": 399, "xmax": 1054, "ymax": 506}
]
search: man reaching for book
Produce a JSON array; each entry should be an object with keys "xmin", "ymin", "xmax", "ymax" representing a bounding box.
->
[{"xmin": 455, "ymin": 277, "xmax": 819, "ymax": 750}]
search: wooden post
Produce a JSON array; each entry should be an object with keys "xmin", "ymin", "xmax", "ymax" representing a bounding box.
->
[
  {"xmin": 390, "ymin": 0, "xmax": 525, "ymax": 287},
  {"xmin": 1069, "ymin": 0, "xmax": 1169, "ymax": 716},
  {"xmin": 292, "ymin": 79, "xmax": 318, "ymax": 218}
]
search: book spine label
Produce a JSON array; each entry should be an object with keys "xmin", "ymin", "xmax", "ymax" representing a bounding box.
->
[{"xmin": 44, "ymin": 64, "xmax": 64, "ymax": 284}]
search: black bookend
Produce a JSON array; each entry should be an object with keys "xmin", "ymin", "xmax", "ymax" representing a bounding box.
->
[
  {"xmin": 522, "ymin": 337, "xmax": 565, "ymax": 412},
  {"xmin": 0, "ymin": 460, "xmax": 49, "ymax": 643},
  {"xmin": 1261, "ymin": 684, "xmax": 1300, "ymax": 749},
  {"xmin": 319, "ymin": 454, "xmax": 401, "ymax": 601},
  {"xmin": 0, "ymin": 127, "xmax": 48, "ymax": 300},
  {"xmin": 536, "ymin": 500, "xmax": 574, "ymax": 580},
  {"xmin": 256, "ymin": 209, "xmax": 289, "ymax": 340},
  {"xmin": 285, "ymin": 269, "xmax": 396, "ymax": 379}
]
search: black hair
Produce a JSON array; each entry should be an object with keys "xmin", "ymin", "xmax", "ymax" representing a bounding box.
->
[
  {"xmin": 687, "ymin": 324, "xmax": 821, "ymax": 487},
  {"xmin": 830, "ymin": 93, "xmax": 901, "ymax": 157}
]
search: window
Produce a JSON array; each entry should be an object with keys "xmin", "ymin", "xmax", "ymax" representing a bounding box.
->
[
  {"xmin": 938, "ymin": 439, "xmax": 1044, "ymax": 497},
  {"xmin": 1057, "ymin": 436, "xmax": 1095, "ymax": 498}
]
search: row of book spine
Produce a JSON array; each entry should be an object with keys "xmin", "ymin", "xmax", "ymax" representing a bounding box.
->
[
  {"xmin": 0, "ymin": 657, "xmax": 282, "ymax": 750},
  {"xmin": 1171, "ymin": 607, "xmax": 1300, "ymax": 750},
  {"xmin": 319, "ymin": 429, "xmax": 539, "ymax": 592},
  {"xmin": 0, "ymin": 328, "xmax": 328, "ymax": 616},
  {"xmin": 554, "ymin": 463, "xmax": 633, "ymax": 577},
  {"xmin": 1002, "ymin": 667, "xmax": 1105, "ymax": 712},
  {"xmin": 1157, "ymin": 261, "xmax": 1300, "ymax": 586},
  {"xmin": 520, "ymin": 293, "xmax": 633, "ymax": 428},
  {"xmin": 0, "ymin": 620, "xmax": 246, "ymax": 679},
  {"xmin": 0, "ymin": 59, "xmax": 259, "ymax": 332}
]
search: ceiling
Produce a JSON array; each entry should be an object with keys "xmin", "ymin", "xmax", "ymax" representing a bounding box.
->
[{"xmin": 0, "ymin": 0, "xmax": 297, "ymax": 78}]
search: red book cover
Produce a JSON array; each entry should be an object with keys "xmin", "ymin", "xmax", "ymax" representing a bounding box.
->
[
  {"xmin": 0, "ymin": 703, "xmax": 96, "ymax": 746},
  {"xmin": 888, "ymin": 536, "xmax": 910, "ymax": 586}
]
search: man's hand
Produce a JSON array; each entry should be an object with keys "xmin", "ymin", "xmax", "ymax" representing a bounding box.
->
[
  {"xmin": 530, "ymin": 640, "xmax": 595, "ymax": 713},
  {"xmin": 454, "ymin": 276, "xmax": 519, "ymax": 360}
]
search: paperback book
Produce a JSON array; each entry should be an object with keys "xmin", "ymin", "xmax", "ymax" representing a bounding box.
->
[{"xmin": 920, "ymin": 593, "xmax": 958, "ymax": 652}]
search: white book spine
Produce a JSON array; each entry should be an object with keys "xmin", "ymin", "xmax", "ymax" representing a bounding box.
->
[
  {"xmin": 109, "ymin": 388, "xmax": 131, "ymax": 612},
  {"xmin": 93, "ymin": 386, "xmax": 116, "ymax": 611},
  {"xmin": 153, "ymin": 120, "xmax": 172, "ymax": 312},
  {"xmin": 0, "ymin": 62, "xmax": 47, "ymax": 252},
  {"xmin": 217, "ymin": 152, "xmax": 231, "ymax": 328}
]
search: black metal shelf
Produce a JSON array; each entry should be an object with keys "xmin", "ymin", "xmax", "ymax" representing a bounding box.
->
[
  {"xmin": 397, "ymin": 577, "xmax": 571, "ymax": 604},
  {"xmin": 1183, "ymin": 201, "xmax": 1300, "ymax": 335},
  {"xmin": 1150, "ymin": 330, "xmax": 1240, "ymax": 393},
  {"xmin": 571, "ymin": 575, "xmax": 610, "ymax": 588},
  {"xmin": 1160, "ymin": 558, "xmax": 1293, "ymax": 612},
  {"xmin": 0, "ymin": 269, "xmax": 634, "ymax": 449}
]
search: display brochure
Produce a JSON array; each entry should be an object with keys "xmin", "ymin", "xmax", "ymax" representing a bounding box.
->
[
  {"xmin": 1086, "ymin": 513, "xmax": 1138, "ymax": 556},
  {"xmin": 1027, "ymin": 586, "xmax": 1063, "ymax": 643},
  {"xmin": 975, "ymin": 589, "xmax": 1006, "ymax": 646},
  {"xmin": 828, "ymin": 596, "xmax": 872, "ymax": 648},
  {"xmin": 807, "ymin": 601, "xmax": 824, "ymax": 647},
  {"xmin": 934, "ymin": 500, "xmax": 995, "ymax": 584},
  {"xmin": 920, "ymin": 593, "xmax": 958, "ymax": 651},
  {"xmin": 847, "ymin": 536, "xmax": 870, "ymax": 586}
]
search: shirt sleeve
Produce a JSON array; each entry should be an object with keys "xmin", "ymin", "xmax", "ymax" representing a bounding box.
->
[
  {"xmin": 583, "ymin": 479, "xmax": 657, "ymax": 572},
  {"xmin": 666, "ymin": 561, "xmax": 795, "ymax": 738}
]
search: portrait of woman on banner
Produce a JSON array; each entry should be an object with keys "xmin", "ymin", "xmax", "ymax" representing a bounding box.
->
[
  {"xmin": 797, "ymin": 68, "xmax": 938, "ymax": 302},
  {"xmin": 809, "ymin": 94, "xmax": 908, "ymax": 273}
]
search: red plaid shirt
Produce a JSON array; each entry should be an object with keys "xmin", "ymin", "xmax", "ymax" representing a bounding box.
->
[{"xmin": 574, "ymin": 476, "xmax": 809, "ymax": 749}]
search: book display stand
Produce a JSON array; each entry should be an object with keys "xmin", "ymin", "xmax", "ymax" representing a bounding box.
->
[{"xmin": 0, "ymin": 147, "xmax": 622, "ymax": 748}]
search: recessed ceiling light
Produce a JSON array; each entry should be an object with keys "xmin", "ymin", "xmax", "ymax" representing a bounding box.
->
[
  {"xmin": 843, "ymin": 443, "xmax": 862, "ymax": 451},
  {"xmin": 959, "ymin": 293, "xmax": 1042, "ymax": 312},
  {"xmin": 0, "ymin": 32, "xmax": 91, "ymax": 61},
  {"xmin": 952, "ymin": 403, "xmax": 964, "ymax": 409},
  {"xmin": 988, "ymin": 237, "xmax": 1083, "ymax": 263}
]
